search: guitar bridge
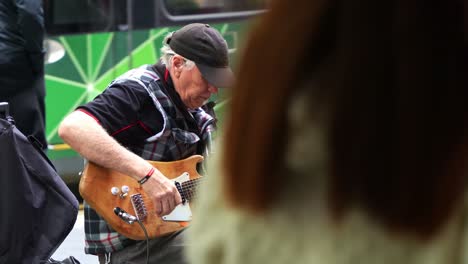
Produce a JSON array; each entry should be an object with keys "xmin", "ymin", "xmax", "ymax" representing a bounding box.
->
[{"xmin": 130, "ymin": 193, "xmax": 147, "ymax": 221}]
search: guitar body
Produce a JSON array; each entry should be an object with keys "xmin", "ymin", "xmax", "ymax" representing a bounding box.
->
[{"xmin": 79, "ymin": 155, "xmax": 203, "ymax": 240}]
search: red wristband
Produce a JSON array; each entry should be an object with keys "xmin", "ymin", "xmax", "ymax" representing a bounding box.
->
[{"xmin": 138, "ymin": 167, "xmax": 155, "ymax": 185}]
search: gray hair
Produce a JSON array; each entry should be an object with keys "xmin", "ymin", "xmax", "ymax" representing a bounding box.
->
[{"xmin": 161, "ymin": 31, "xmax": 195, "ymax": 70}]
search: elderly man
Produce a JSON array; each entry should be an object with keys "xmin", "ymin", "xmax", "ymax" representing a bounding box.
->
[{"xmin": 58, "ymin": 23, "xmax": 233, "ymax": 264}]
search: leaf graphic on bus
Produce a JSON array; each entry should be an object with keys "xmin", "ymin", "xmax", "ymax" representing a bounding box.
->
[{"xmin": 44, "ymin": 28, "xmax": 168, "ymax": 144}]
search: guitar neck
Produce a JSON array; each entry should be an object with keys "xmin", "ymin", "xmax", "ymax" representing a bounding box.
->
[{"xmin": 180, "ymin": 177, "xmax": 202, "ymax": 201}]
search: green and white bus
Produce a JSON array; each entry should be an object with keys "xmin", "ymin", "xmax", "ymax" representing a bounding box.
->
[{"xmin": 43, "ymin": 0, "xmax": 266, "ymax": 192}]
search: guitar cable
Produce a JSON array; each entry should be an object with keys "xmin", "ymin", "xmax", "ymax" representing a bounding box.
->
[
  {"xmin": 136, "ymin": 220, "xmax": 150, "ymax": 264},
  {"xmin": 114, "ymin": 207, "xmax": 149, "ymax": 264}
]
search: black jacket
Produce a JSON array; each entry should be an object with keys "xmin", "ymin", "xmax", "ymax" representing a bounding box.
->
[{"xmin": 0, "ymin": 0, "xmax": 45, "ymax": 96}]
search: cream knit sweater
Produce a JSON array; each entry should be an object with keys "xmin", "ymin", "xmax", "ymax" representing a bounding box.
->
[{"xmin": 187, "ymin": 95, "xmax": 468, "ymax": 264}]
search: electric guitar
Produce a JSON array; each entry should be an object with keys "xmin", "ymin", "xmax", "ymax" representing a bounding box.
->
[{"xmin": 79, "ymin": 155, "xmax": 204, "ymax": 240}]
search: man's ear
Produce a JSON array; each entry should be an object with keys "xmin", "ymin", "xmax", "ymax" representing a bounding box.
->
[{"xmin": 172, "ymin": 56, "xmax": 185, "ymax": 77}]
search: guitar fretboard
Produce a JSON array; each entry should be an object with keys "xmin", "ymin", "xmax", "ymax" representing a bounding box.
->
[{"xmin": 180, "ymin": 178, "xmax": 202, "ymax": 201}]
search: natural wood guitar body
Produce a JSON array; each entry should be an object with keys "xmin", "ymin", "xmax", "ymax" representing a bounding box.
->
[{"xmin": 79, "ymin": 155, "xmax": 203, "ymax": 240}]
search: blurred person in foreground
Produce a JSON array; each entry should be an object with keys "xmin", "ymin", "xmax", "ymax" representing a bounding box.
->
[
  {"xmin": 187, "ymin": 0, "xmax": 468, "ymax": 263},
  {"xmin": 0, "ymin": 0, "xmax": 47, "ymax": 149},
  {"xmin": 59, "ymin": 23, "xmax": 233, "ymax": 264}
]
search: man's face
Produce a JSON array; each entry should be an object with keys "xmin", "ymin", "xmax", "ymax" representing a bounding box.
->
[{"xmin": 172, "ymin": 56, "xmax": 218, "ymax": 109}]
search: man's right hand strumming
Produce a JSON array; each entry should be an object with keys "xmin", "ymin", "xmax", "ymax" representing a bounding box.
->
[{"xmin": 139, "ymin": 168, "xmax": 183, "ymax": 217}]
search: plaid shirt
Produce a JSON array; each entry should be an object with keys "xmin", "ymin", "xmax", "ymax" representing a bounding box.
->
[{"xmin": 83, "ymin": 64, "xmax": 214, "ymax": 255}]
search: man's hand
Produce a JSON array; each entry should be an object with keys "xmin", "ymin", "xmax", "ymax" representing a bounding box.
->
[{"xmin": 141, "ymin": 171, "xmax": 183, "ymax": 217}]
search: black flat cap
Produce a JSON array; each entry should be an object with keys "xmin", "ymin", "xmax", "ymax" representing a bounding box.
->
[{"xmin": 167, "ymin": 23, "xmax": 234, "ymax": 87}]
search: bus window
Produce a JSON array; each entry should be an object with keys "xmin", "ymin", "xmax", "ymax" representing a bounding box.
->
[
  {"xmin": 163, "ymin": 0, "xmax": 268, "ymax": 15},
  {"xmin": 45, "ymin": 0, "xmax": 266, "ymax": 35},
  {"xmin": 44, "ymin": 0, "xmax": 127, "ymax": 35}
]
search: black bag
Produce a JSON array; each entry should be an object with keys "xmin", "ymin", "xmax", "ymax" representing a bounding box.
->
[{"xmin": 0, "ymin": 103, "xmax": 79, "ymax": 264}]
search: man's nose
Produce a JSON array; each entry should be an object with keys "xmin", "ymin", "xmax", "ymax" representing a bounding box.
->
[{"xmin": 208, "ymin": 84, "xmax": 218, "ymax": 93}]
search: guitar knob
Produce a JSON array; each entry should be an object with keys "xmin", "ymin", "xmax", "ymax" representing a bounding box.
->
[
  {"xmin": 111, "ymin": 187, "xmax": 120, "ymax": 196},
  {"xmin": 121, "ymin": 185, "xmax": 130, "ymax": 194}
]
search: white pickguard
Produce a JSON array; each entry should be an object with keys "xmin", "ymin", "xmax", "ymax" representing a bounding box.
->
[{"xmin": 162, "ymin": 172, "xmax": 192, "ymax": 222}]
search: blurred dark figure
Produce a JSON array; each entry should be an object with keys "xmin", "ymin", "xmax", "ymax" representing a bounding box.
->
[
  {"xmin": 188, "ymin": 0, "xmax": 468, "ymax": 263},
  {"xmin": 0, "ymin": 0, "xmax": 47, "ymax": 150}
]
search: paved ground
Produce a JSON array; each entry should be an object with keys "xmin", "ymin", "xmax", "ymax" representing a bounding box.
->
[{"xmin": 51, "ymin": 210, "xmax": 98, "ymax": 264}]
